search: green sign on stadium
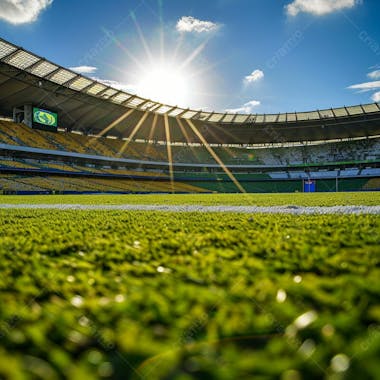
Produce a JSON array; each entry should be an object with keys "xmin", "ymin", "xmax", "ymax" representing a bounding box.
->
[{"xmin": 32, "ymin": 107, "xmax": 58, "ymax": 131}]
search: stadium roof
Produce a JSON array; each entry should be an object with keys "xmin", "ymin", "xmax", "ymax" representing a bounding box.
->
[{"xmin": 0, "ymin": 37, "xmax": 380, "ymax": 144}]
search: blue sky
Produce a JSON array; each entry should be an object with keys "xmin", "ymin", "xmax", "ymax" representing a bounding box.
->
[{"xmin": 1, "ymin": 0, "xmax": 380, "ymax": 114}]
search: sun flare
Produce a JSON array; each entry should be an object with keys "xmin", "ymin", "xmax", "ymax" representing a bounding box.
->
[{"xmin": 137, "ymin": 63, "xmax": 191, "ymax": 107}]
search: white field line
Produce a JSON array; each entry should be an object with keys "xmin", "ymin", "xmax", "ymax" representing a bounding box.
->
[{"xmin": 0, "ymin": 204, "xmax": 379, "ymax": 214}]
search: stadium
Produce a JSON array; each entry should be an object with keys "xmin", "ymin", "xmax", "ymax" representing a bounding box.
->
[
  {"xmin": 0, "ymin": 1, "xmax": 379, "ymax": 379},
  {"xmin": 0, "ymin": 37, "xmax": 379, "ymax": 194}
]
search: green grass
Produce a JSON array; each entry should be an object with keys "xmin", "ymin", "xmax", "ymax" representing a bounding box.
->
[
  {"xmin": 1, "ymin": 191, "xmax": 379, "ymax": 206},
  {"xmin": 0, "ymin": 206, "xmax": 379, "ymax": 379}
]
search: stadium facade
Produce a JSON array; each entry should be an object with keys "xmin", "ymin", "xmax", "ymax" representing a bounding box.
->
[{"xmin": 0, "ymin": 37, "xmax": 379, "ymax": 194}]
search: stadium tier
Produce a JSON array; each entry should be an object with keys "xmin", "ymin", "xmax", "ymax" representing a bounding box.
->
[
  {"xmin": 0, "ymin": 37, "xmax": 379, "ymax": 193},
  {"xmin": 0, "ymin": 174, "xmax": 206, "ymax": 194}
]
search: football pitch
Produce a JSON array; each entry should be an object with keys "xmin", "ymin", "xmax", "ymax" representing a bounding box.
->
[
  {"xmin": 1, "ymin": 191, "xmax": 380, "ymax": 206},
  {"xmin": 0, "ymin": 192, "xmax": 379, "ymax": 379}
]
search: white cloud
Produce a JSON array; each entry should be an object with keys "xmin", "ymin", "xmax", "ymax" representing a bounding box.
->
[
  {"xmin": 226, "ymin": 100, "xmax": 261, "ymax": 114},
  {"xmin": 69, "ymin": 66, "xmax": 97, "ymax": 75},
  {"xmin": 176, "ymin": 16, "xmax": 220, "ymax": 33},
  {"xmin": 0, "ymin": 0, "xmax": 52, "ymax": 24},
  {"xmin": 244, "ymin": 69, "xmax": 264, "ymax": 84},
  {"xmin": 348, "ymin": 69, "xmax": 380, "ymax": 102},
  {"xmin": 286, "ymin": 0, "xmax": 357, "ymax": 17},
  {"xmin": 368, "ymin": 70, "xmax": 380, "ymax": 80},
  {"xmin": 91, "ymin": 77, "xmax": 138, "ymax": 94},
  {"xmin": 348, "ymin": 81, "xmax": 380, "ymax": 91},
  {"xmin": 372, "ymin": 92, "xmax": 380, "ymax": 102}
]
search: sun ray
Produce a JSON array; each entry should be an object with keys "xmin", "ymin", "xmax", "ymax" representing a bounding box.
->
[
  {"xmin": 118, "ymin": 111, "xmax": 149, "ymax": 156},
  {"xmin": 199, "ymin": 124, "xmax": 238, "ymax": 154},
  {"xmin": 101, "ymin": 27, "xmax": 144, "ymax": 71},
  {"xmin": 176, "ymin": 118, "xmax": 208, "ymax": 163},
  {"xmin": 203, "ymin": 129, "xmax": 238, "ymax": 161},
  {"xmin": 147, "ymin": 113, "xmax": 159, "ymax": 142},
  {"xmin": 130, "ymin": 11, "xmax": 154, "ymax": 64},
  {"xmin": 185, "ymin": 119, "xmax": 246, "ymax": 193},
  {"xmin": 188, "ymin": 56, "xmax": 229, "ymax": 79},
  {"xmin": 164, "ymin": 114, "xmax": 174, "ymax": 193},
  {"xmin": 178, "ymin": 40, "xmax": 209, "ymax": 71},
  {"xmin": 176, "ymin": 117, "xmax": 192, "ymax": 145},
  {"xmin": 173, "ymin": 33, "xmax": 185, "ymax": 62},
  {"xmin": 87, "ymin": 108, "xmax": 135, "ymax": 148},
  {"xmin": 189, "ymin": 90, "xmax": 227, "ymax": 98},
  {"xmin": 143, "ymin": 113, "xmax": 159, "ymax": 158},
  {"xmin": 157, "ymin": 0, "xmax": 165, "ymax": 62}
]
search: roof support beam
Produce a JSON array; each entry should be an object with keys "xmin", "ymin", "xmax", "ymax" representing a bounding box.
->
[
  {"xmin": 118, "ymin": 111, "xmax": 149, "ymax": 155},
  {"xmin": 97, "ymin": 108, "xmax": 135, "ymax": 139},
  {"xmin": 185, "ymin": 118, "xmax": 246, "ymax": 193},
  {"xmin": 164, "ymin": 113, "xmax": 174, "ymax": 193},
  {"xmin": 0, "ymin": 80, "xmax": 31, "ymax": 101}
]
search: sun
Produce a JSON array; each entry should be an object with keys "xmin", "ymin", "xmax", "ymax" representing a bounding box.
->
[{"xmin": 137, "ymin": 63, "xmax": 191, "ymax": 107}]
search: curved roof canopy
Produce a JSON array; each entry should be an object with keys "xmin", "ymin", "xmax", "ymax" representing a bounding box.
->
[{"xmin": 0, "ymin": 37, "xmax": 379, "ymax": 144}]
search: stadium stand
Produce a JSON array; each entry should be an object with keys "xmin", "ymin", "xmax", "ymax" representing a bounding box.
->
[
  {"xmin": 0, "ymin": 36, "xmax": 379, "ymax": 194},
  {"xmin": 0, "ymin": 159, "xmax": 39, "ymax": 169},
  {"xmin": 363, "ymin": 178, "xmax": 380, "ymax": 190},
  {"xmin": 0, "ymin": 174, "xmax": 207, "ymax": 194},
  {"xmin": 0, "ymin": 117, "xmax": 379, "ymax": 194},
  {"xmin": 1, "ymin": 120, "xmax": 379, "ymax": 166}
]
